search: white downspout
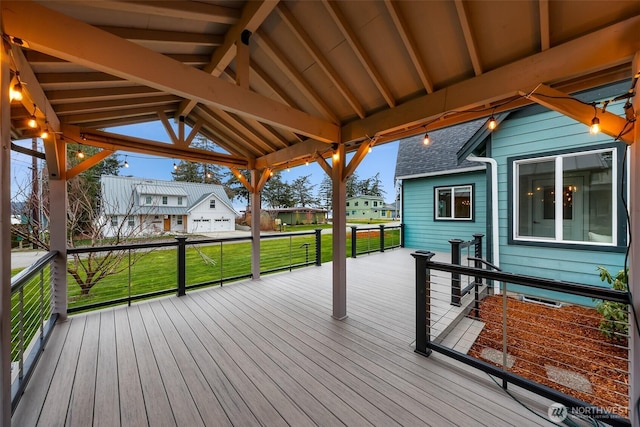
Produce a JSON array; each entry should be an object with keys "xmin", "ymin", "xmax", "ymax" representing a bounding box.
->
[{"xmin": 467, "ymin": 155, "xmax": 499, "ymax": 269}]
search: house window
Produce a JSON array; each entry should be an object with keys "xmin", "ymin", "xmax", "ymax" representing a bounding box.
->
[
  {"xmin": 364, "ymin": 201, "xmax": 369, "ymax": 206},
  {"xmin": 127, "ymin": 216, "xmax": 134, "ymax": 227},
  {"xmin": 162, "ymin": 196, "xmax": 168, "ymax": 205},
  {"xmin": 346, "ymin": 202, "xmax": 350, "ymax": 206},
  {"xmin": 351, "ymin": 210, "xmax": 356, "ymax": 215},
  {"xmin": 110, "ymin": 216, "xmax": 118, "ymax": 226},
  {"xmin": 354, "ymin": 201, "xmax": 359, "ymax": 206},
  {"xmin": 513, "ymin": 147, "xmax": 616, "ymax": 244},
  {"xmin": 145, "ymin": 195, "xmax": 152, "ymax": 204},
  {"xmin": 382, "ymin": 210, "xmax": 386, "ymax": 217},
  {"xmin": 177, "ymin": 196, "xmax": 183, "ymax": 206},
  {"xmin": 435, "ymin": 185, "xmax": 473, "ymax": 220},
  {"xmin": 177, "ymin": 216, "xmax": 183, "ymax": 225},
  {"xmin": 209, "ymin": 199, "xmax": 216, "ymax": 209},
  {"xmin": 373, "ymin": 201, "xmax": 378, "ymax": 207}
]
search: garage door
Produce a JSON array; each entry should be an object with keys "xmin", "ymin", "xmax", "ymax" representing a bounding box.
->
[
  {"xmin": 212, "ymin": 218, "xmax": 231, "ymax": 231},
  {"xmin": 192, "ymin": 218, "xmax": 211, "ymax": 232}
]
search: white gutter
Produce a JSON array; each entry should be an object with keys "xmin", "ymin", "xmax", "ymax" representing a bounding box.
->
[{"xmin": 467, "ymin": 155, "xmax": 499, "ymax": 269}]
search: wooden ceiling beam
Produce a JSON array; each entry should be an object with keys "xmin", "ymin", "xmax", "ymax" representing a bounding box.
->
[
  {"xmin": 47, "ymin": 86, "xmax": 164, "ymax": 104},
  {"xmin": 454, "ymin": 0, "xmax": 482, "ymax": 76},
  {"xmin": 340, "ymin": 15, "xmax": 640, "ymax": 144},
  {"xmin": 384, "ymin": 0, "xmax": 434, "ymax": 94},
  {"xmin": 194, "ymin": 110, "xmax": 259, "ymax": 158},
  {"xmin": 322, "ymin": 0, "xmax": 395, "ymax": 108},
  {"xmin": 4, "ymin": 1, "xmax": 338, "ymax": 143},
  {"xmin": 176, "ymin": 0, "xmax": 279, "ymax": 117},
  {"xmin": 157, "ymin": 110, "xmax": 179, "ymax": 145},
  {"xmin": 24, "ymin": 51, "xmax": 210, "ymax": 66},
  {"xmin": 254, "ymin": 31, "xmax": 339, "ymax": 124},
  {"xmin": 66, "ymin": 149, "xmax": 113, "ymax": 180},
  {"xmin": 61, "ymin": 125, "xmax": 248, "ymax": 168},
  {"xmin": 59, "ymin": 106, "xmax": 175, "ymax": 125},
  {"xmin": 255, "ymin": 139, "xmax": 330, "ymax": 170},
  {"xmin": 276, "ymin": 3, "xmax": 365, "ymax": 119},
  {"xmin": 83, "ymin": 1, "xmax": 240, "ymax": 25},
  {"xmin": 96, "ymin": 26, "xmax": 224, "ymax": 47},
  {"xmin": 54, "ymin": 95, "xmax": 179, "ymax": 116},
  {"xmin": 523, "ymin": 84, "xmax": 634, "ymax": 144}
]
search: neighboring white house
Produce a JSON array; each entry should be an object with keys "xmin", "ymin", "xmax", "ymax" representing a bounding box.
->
[{"xmin": 100, "ymin": 175, "xmax": 239, "ymax": 237}]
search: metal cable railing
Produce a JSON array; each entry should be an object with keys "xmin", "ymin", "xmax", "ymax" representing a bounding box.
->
[
  {"xmin": 348, "ymin": 224, "xmax": 402, "ymax": 257},
  {"xmin": 10, "ymin": 251, "xmax": 58, "ymax": 412},
  {"xmin": 412, "ymin": 251, "xmax": 631, "ymax": 427}
]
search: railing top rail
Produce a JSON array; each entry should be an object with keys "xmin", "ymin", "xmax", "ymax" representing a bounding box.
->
[
  {"xmin": 11, "ymin": 250, "xmax": 59, "ymax": 294},
  {"xmin": 260, "ymin": 230, "xmax": 318, "ymax": 240},
  {"xmin": 412, "ymin": 251, "xmax": 629, "ymax": 304},
  {"xmin": 466, "ymin": 256, "xmax": 501, "ymax": 271},
  {"xmin": 186, "ymin": 235, "xmax": 252, "ymax": 245},
  {"xmin": 351, "ymin": 224, "xmax": 401, "ymax": 231},
  {"xmin": 68, "ymin": 240, "xmax": 178, "ymax": 254}
]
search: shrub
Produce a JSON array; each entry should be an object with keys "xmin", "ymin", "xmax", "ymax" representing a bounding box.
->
[{"xmin": 596, "ymin": 266, "xmax": 628, "ymax": 341}]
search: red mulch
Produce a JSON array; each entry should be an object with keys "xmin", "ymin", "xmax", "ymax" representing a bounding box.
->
[{"xmin": 468, "ymin": 295, "xmax": 629, "ymax": 417}]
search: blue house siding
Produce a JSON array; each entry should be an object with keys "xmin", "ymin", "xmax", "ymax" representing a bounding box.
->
[
  {"xmin": 402, "ymin": 170, "xmax": 487, "ymax": 253},
  {"xmin": 490, "ymin": 109, "xmax": 626, "ymax": 301}
]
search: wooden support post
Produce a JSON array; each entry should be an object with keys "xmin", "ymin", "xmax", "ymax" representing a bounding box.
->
[
  {"xmin": 250, "ymin": 169, "xmax": 261, "ymax": 280},
  {"xmin": 1, "ymin": 34, "xmax": 12, "ymax": 427},
  {"xmin": 49, "ymin": 163, "xmax": 68, "ymax": 320},
  {"xmin": 331, "ymin": 144, "xmax": 347, "ymax": 320}
]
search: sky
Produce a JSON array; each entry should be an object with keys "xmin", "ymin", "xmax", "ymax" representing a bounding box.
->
[{"xmin": 10, "ymin": 121, "xmax": 400, "ymax": 207}]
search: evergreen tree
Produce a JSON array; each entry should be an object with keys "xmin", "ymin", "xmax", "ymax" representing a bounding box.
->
[
  {"xmin": 290, "ymin": 174, "xmax": 317, "ymax": 207},
  {"xmin": 317, "ymin": 175, "xmax": 332, "ymax": 210},
  {"xmin": 346, "ymin": 172, "xmax": 359, "ymax": 198},
  {"xmin": 262, "ymin": 172, "xmax": 293, "ymax": 208}
]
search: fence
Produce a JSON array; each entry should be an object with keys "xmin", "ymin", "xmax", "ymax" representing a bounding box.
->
[
  {"xmin": 10, "ymin": 251, "xmax": 58, "ymax": 412},
  {"xmin": 412, "ymin": 251, "xmax": 631, "ymax": 427},
  {"xmin": 348, "ymin": 224, "xmax": 402, "ymax": 257},
  {"xmin": 66, "ymin": 230, "xmax": 322, "ymax": 313}
]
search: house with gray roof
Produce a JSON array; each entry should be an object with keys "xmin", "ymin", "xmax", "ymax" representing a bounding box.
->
[
  {"xmin": 395, "ymin": 82, "xmax": 628, "ymax": 303},
  {"xmin": 395, "ymin": 119, "xmax": 488, "ymax": 253},
  {"xmin": 100, "ymin": 175, "xmax": 239, "ymax": 237}
]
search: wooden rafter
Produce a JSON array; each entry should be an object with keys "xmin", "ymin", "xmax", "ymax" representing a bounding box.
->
[
  {"xmin": 4, "ymin": 0, "xmax": 338, "ymax": 143},
  {"xmin": 199, "ymin": 106, "xmax": 269, "ymax": 155},
  {"xmin": 175, "ymin": 0, "xmax": 278, "ymax": 117},
  {"xmin": 454, "ymin": 0, "xmax": 482, "ymax": 76},
  {"xmin": 96, "ymin": 26, "xmax": 224, "ymax": 47},
  {"xmin": 66, "ymin": 149, "xmax": 113, "ymax": 180},
  {"xmin": 256, "ymin": 168, "xmax": 272, "ymax": 193},
  {"xmin": 157, "ymin": 110, "xmax": 179, "ymax": 145},
  {"xmin": 47, "ymin": 86, "xmax": 164, "ymax": 104},
  {"xmin": 343, "ymin": 140, "xmax": 372, "ymax": 180},
  {"xmin": 322, "ymin": 0, "xmax": 396, "ymax": 108},
  {"xmin": 84, "ymin": 1, "xmax": 240, "ymax": 25},
  {"xmin": 276, "ymin": 3, "xmax": 365, "ymax": 119},
  {"xmin": 384, "ymin": 0, "xmax": 434, "ymax": 94},
  {"xmin": 54, "ymin": 95, "xmax": 179, "ymax": 116},
  {"xmin": 539, "ymin": 0, "xmax": 550, "ymax": 51}
]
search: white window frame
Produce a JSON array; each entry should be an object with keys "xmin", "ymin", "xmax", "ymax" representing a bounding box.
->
[
  {"xmin": 434, "ymin": 185, "xmax": 473, "ymax": 221},
  {"xmin": 110, "ymin": 215, "xmax": 118, "ymax": 226},
  {"xmin": 512, "ymin": 147, "xmax": 617, "ymax": 246},
  {"xmin": 209, "ymin": 199, "xmax": 216, "ymax": 209},
  {"xmin": 127, "ymin": 216, "xmax": 135, "ymax": 227},
  {"xmin": 162, "ymin": 196, "xmax": 168, "ymax": 205}
]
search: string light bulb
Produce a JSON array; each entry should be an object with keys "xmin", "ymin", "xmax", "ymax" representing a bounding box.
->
[
  {"xmin": 123, "ymin": 156, "xmax": 129, "ymax": 168},
  {"xmin": 27, "ymin": 104, "xmax": 37, "ymax": 128},
  {"xmin": 305, "ymin": 160, "xmax": 309, "ymax": 166},
  {"xmin": 10, "ymin": 72, "xmax": 23, "ymax": 102},
  {"xmin": 368, "ymin": 146, "xmax": 372, "ymax": 153},
  {"xmin": 487, "ymin": 116, "xmax": 497, "ymax": 131},
  {"xmin": 422, "ymin": 132, "xmax": 430, "ymax": 146},
  {"xmin": 173, "ymin": 162, "xmax": 178, "ymax": 170},
  {"xmin": 76, "ymin": 149, "xmax": 85, "ymax": 159},
  {"xmin": 40, "ymin": 124, "xmax": 49, "ymax": 139},
  {"xmin": 589, "ymin": 116, "xmax": 600, "ymax": 135}
]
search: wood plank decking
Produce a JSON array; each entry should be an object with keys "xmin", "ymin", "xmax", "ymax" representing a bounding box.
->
[{"xmin": 12, "ymin": 249, "xmax": 555, "ymax": 426}]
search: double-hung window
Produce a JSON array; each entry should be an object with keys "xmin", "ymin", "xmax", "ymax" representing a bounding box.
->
[
  {"xmin": 513, "ymin": 147, "xmax": 617, "ymax": 245},
  {"xmin": 435, "ymin": 185, "xmax": 473, "ymax": 220}
]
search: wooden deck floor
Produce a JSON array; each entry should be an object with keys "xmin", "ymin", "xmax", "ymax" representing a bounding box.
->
[{"xmin": 13, "ymin": 248, "xmax": 555, "ymax": 426}]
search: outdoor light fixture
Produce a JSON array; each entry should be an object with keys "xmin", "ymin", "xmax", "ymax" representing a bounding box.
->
[
  {"xmin": 487, "ymin": 116, "xmax": 497, "ymax": 131},
  {"xmin": 10, "ymin": 72, "xmax": 23, "ymax": 102},
  {"xmin": 76, "ymin": 149, "xmax": 85, "ymax": 159},
  {"xmin": 124, "ymin": 156, "xmax": 129, "ymax": 168},
  {"xmin": 27, "ymin": 104, "xmax": 38, "ymax": 128},
  {"xmin": 305, "ymin": 160, "xmax": 309, "ymax": 166},
  {"xmin": 368, "ymin": 146, "xmax": 372, "ymax": 153},
  {"xmin": 422, "ymin": 132, "xmax": 430, "ymax": 145},
  {"xmin": 40, "ymin": 125, "xmax": 49, "ymax": 139},
  {"xmin": 173, "ymin": 162, "xmax": 178, "ymax": 170},
  {"xmin": 589, "ymin": 116, "xmax": 601, "ymax": 135}
]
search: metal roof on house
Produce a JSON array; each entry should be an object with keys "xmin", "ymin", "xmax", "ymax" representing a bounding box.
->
[
  {"xmin": 101, "ymin": 175, "xmax": 238, "ymax": 216},
  {"xmin": 135, "ymin": 185, "xmax": 188, "ymax": 197},
  {"xmin": 394, "ymin": 119, "xmax": 487, "ymax": 180}
]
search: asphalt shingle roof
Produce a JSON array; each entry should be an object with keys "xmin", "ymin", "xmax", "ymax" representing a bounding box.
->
[{"xmin": 394, "ymin": 119, "xmax": 486, "ymax": 179}]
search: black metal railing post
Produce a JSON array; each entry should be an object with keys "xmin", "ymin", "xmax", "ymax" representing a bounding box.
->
[
  {"xmin": 315, "ymin": 229, "xmax": 322, "ymax": 266},
  {"xmin": 379, "ymin": 225, "xmax": 385, "ymax": 252},
  {"xmin": 472, "ymin": 233, "xmax": 484, "ymax": 317},
  {"xmin": 351, "ymin": 226, "xmax": 357, "ymax": 258},
  {"xmin": 176, "ymin": 236, "xmax": 187, "ymax": 296},
  {"xmin": 449, "ymin": 239, "xmax": 463, "ymax": 306},
  {"xmin": 412, "ymin": 250, "xmax": 435, "ymax": 356},
  {"xmin": 400, "ymin": 223, "xmax": 405, "ymax": 248}
]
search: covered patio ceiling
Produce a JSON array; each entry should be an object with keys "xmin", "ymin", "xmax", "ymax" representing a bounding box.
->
[{"xmin": 3, "ymin": 0, "xmax": 639, "ymax": 179}]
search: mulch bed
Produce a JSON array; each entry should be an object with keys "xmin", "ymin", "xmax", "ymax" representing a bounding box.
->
[{"xmin": 468, "ymin": 295, "xmax": 629, "ymax": 417}]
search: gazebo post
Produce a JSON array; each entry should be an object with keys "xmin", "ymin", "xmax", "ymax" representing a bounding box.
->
[
  {"xmin": 250, "ymin": 169, "xmax": 261, "ymax": 280},
  {"xmin": 331, "ymin": 144, "xmax": 347, "ymax": 320}
]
